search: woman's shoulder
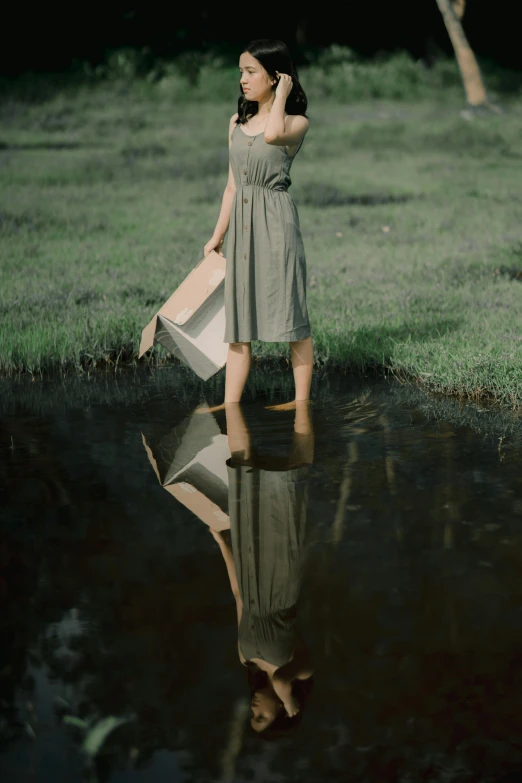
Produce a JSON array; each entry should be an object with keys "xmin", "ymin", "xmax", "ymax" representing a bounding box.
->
[
  {"xmin": 284, "ymin": 114, "xmax": 310, "ymax": 127},
  {"xmin": 229, "ymin": 113, "xmax": 239, "ymax": 144},
  {"xmin": 284, "ymin": 115, "xmax": 310, "ymax": 149}
]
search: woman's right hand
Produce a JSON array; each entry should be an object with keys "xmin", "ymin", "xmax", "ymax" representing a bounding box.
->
[
  {"xmin": 272, "ymin": 671, "xmax": 299, "ymax": 716},
  {"xmin": 204, "ymin": 235, "xmax": 225, "ymax": 257},
  {"xmin": 283, "ymin": 694, "xmax": 300, "ymax": 718},
  {"xmin": 209, "ymin": 527, "xmax": 225, "ymax": 543}
]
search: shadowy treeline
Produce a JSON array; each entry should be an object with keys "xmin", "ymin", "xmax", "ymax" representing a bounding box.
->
[{"xmin": 2, "ymin": 0, "xmax": 521, "ymax": 78}]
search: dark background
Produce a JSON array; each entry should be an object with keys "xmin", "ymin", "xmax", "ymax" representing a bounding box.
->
[{"xmin": 2, "ymin": 0, "xmax": 520, "ymax": 78}]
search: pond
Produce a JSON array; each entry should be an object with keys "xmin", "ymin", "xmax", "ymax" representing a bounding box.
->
[{"xmin": 1, "ymin": 367, "xmax": 522, "ymax": 783}]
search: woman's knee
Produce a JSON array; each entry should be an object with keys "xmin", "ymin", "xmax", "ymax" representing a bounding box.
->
[
  {"xmin": 228, "ymin": 341, "xmax": 251, "ymax": 352},
  {"xmin": 290, "ymin": 336, "xmax": 312, "ymax": 348}
]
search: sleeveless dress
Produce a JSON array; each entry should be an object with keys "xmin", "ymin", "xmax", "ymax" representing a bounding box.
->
[
  {"xmin": 223, "ymin": 121, "xmax": 311, "ymax": 343},
  {"xmin": 227, "ymin": 459, "xmax": 310, "ymax": 667}
]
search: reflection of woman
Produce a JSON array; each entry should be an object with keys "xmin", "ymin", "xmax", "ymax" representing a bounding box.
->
[{"xmin": 210, "ymin": 401, "xmax": 315, "ymax": 737}]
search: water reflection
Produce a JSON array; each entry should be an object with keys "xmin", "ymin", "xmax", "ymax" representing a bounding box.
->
[
  {"xmin": 2, "ymin": 376, "xmax": 522, "ymax": 782},
  {"xmin": 221, "ymin": 402, "xmax": 314, "ymax": 736},
  {"xmin": 144, "ymin": 400, "xmax": 316, "ymax": 739},
  {"xmin": 142, "ymin": 403, "xmax": 231, "ymax": 530}
]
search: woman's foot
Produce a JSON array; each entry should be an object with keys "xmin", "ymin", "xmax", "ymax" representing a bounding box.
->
[
  {"xmin": 194, "ymin": 403, "xmax": 227, "ymax": 414},
  {"xmin": 265, "ymin": 401, "xmax": 296, "ymax": 411},
  {"xmin": 265, "ymin": 399, "xmax": 312, "ymax": 411}
]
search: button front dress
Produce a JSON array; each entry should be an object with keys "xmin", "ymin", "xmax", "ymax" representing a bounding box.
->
[
  {"xmin": 227, "ymin": 459, "xmax": 310, "ymax": 667},
  {"xmin": 224, "ymin": 122, "xmax": 311, "ymax": 343}
]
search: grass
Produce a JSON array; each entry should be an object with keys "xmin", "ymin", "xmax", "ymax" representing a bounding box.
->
[
  {"xmin": 1, "ymin": 57, "xmax": 522, "ymax": 408},
  {"xmin": 2, "ymin": 364, "xmax": 521, "ymax": 444}
]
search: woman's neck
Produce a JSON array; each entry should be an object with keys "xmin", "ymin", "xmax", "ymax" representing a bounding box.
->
[{"xmin": 256, "ymin": 93, "xmax": 275, "ymax": 117}]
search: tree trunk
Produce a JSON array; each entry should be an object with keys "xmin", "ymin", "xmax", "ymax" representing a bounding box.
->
[
  {"xmin": 296, "ymin": 15, "xmax": 308, "ymax": 46},
  {"xmin": 436, "ymin": 0, "xmax": 488, "ymax": 106}
]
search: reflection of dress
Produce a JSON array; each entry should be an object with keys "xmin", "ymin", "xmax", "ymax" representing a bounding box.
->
[{"xmin": 227, "ymin": 460, "xmax": 310, "ymax": 667}]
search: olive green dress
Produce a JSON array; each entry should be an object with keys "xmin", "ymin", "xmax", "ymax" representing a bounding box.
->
[
  {"xmin": 227, "ymin": 460, "xmax": 310, "ymax": 667},
  {"xmin": 224, "ymin": 122, "xmax": 311, "ymax": 343}
]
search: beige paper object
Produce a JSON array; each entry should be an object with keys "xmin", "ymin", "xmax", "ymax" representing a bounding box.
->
[
  {"xmin": 139, "ymin": 250, "xmax": 228, "ymax": 380},
  {"xmin": 142, "ymin": 405, "xmax": 231, "ymax": 531}
]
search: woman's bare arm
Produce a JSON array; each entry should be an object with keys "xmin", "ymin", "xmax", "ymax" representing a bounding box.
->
[
  {"xmin": 210, "ymin": 528, "xmax": 246, "ymax": 664},
  {"xmin": 273, "ymin": 634, "xmax": 314, "ymax": 684},
  {"xmin": 210, "ymin": 529, "xmax": 241, "ymax": 603},
  {"xmin": 210, "ymin": 113, "xmax": 239, "ymax": 246},
  {"xmin": 264, "ymin": 93, "xmax": 309, "ymax": 147}
]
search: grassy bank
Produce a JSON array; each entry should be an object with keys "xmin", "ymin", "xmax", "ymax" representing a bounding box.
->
[{"xmin": 1, "ymin": 62, "xmax": 522, "ymax": 407}]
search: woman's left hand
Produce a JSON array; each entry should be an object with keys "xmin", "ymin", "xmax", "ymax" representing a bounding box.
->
[{"xmin": 274, "ymin": 71, "xmax": 293, "ymax": 100}]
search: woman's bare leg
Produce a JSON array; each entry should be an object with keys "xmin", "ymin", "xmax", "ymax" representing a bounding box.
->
[
  {"xmin": 288, "ymin": 399, "xmax": 315, "ymax": 467},
  {"xmin": 225, "ymin": 401, "xmax": 252, "ymax": 461},
  {"xmin": 225, "ymin": 342, "xmax": 251, "ymax": 403},
  {"xmin": 195, "ymin": 342, "xmax": 251, "ymax": 414},
  {"xmin": 291, "ymin": 336, "xmax": 314, "ymax": 401},
  {"xmin": 266, "ymin": 336, "xmax": 314, "ymax": 411}
]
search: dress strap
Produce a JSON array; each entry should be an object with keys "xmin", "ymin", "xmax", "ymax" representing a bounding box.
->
[{"xmin": 293, "ymin": 137, "xmax": 305, "ymax": 158}]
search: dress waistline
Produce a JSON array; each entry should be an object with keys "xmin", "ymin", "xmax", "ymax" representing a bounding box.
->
[{"xmin": 238, "ymin": 183, "xmax": 288, "ymax": 193}]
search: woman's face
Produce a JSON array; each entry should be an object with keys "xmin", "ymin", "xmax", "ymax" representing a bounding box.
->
[
  {"xmin": 250, "ymin": 688, "xmax": 283, "ymax": 732},
  {"xmin": 239, "ymin": 52, "xmax": 275, "ymax": 102}
]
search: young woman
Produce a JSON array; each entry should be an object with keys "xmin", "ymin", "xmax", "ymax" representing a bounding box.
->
[
  {"xmin": 210, "ymin": 400, "xmax": 315, "ymax": 737},
  {"xmin": 204, "ymin": 39, "xmax": 313, "ymax": 411}
]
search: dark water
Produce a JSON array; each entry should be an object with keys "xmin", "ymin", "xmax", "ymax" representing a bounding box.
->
[{"xmin": 1, "ymin": 368, "xmax": 522, "ymax": 783}]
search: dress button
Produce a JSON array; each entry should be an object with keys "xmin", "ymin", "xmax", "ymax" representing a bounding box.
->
[
  {"xmin": 244, "ymin": 254, "xmax": 247, "ymax": 259},
  {"xmin": 244, "ymin": 198, "xmax": 248, "ymax": 203},
  {"xmin": 248, "ymin": 142, "xmax": 252, "ymax": 146},
  {"xmin": 243, "ymin": 170, "xmax": 247, "ymax": 175},
  {"xmin": 244, "ymin": 226, "xmax": 248, "ymax": 230}
]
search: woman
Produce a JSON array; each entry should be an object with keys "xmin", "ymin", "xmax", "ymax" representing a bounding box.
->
[
  {"xmin": 204, "ymin": 39, "xmax": 313, "ymax": 411},
  {"xmin": 210, "ymin": 401, "xmax": 315, "ymax": 737}
]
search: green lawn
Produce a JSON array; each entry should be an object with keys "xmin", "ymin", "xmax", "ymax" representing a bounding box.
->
[{"xmin": 1, "ymin": 82, "xmax": 521, "ymax": 407}]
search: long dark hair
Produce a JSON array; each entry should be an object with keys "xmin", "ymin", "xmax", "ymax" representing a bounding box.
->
[
  {"xmin": 246, "ymin": 665, "xmax": 314, "ymax": 741},
  {"xmin": 237, "ymin": 39, "xmax": 308, "ymax": 127}
]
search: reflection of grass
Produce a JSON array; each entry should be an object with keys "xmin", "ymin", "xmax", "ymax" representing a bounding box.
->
[
  {"xmin": 63, "ymin": 713, "xmax": 134, "ymax": 757},
  {"xmin": 0, "ymin": 86, "xmax": 521, "ymax": 407},
  {"xmin": 1, "ymin": 364, "xmax": 521, "ymax": 443}
]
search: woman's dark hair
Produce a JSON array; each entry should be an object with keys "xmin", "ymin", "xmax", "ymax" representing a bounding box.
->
[
  {"xmin": 237, "ymin": 39, "xmax": 308, "ymax": 127},
  {"xmin": 246, "ymin": 664, "xmax": 314, "ymax": 741}
]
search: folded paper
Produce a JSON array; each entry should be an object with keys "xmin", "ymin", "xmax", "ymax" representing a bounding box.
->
[
  {"xmin": 139, "ymin": 250, "xmax": 228, "ymax": 380},
  {"xmin": 142, "ymin": 406, "xmax": 231, "ymax": 531}
]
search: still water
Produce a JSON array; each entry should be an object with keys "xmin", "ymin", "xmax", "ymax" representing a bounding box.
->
[{"xmin": 1, "ymin": 367, "xmax": 522, "ymax": 783}]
